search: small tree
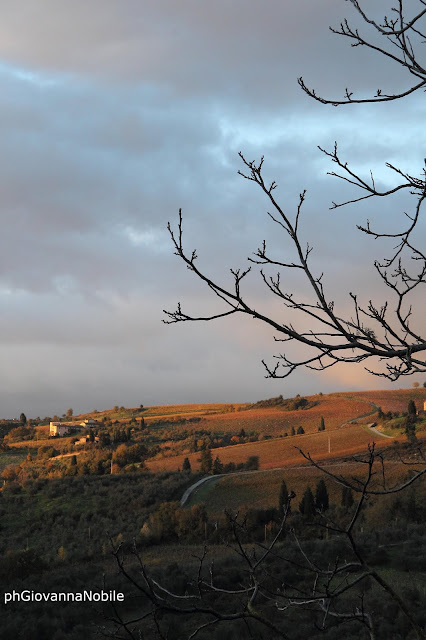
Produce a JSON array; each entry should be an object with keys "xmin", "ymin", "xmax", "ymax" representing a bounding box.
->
[
  {"xmin": 99, "ymin": 432, "xmax": 111, "ymax": 447},
  {"xmin": 408, "ymin": 399, "xmax": 417, "ymax": 417},
  {"xmin": 199, "ymin": 447, "xmax": 213, "ymax": 474},
  {"xmin": 182, "ymin": 457, "xmax": 191, "ymax": 472},
  {"xmin": 19, "ymin": 413, "xmax": 27, "ymax": 426},
  {"xmin": 319, "ymin": 416, "xmax": 325, "ymax": 431},
  {"xmin": 405, "ymin": 416, "xmax": 417, "ymax": 443},
  {"xmin": 278, "ymin": 479, "xmax": 289, "ymax": 517},
  {"xmin": 296, "ymin": 426, "xmax": 305, "ymax": 435},
  {"xmin": 66, "ymin": 408, "xmax": 73, "ymax": 418},
  {"xmin": 245, "ymin": 455, "xmax": 259, "ymax": 470},
  {"xmin": 412, "ymin": 382, "xmax": 420, "ymax": 388},
  {"xmin": 315, "ymin": 478, "xmax": 329, "ymax": 512},
  {"xmin": 1, "ymin": 466, "xmax": 18, "ymax": 483},
  {"xmin": 212, "ymin": 455, "xmax": 223, "ymax": 475},
  {"xmin": 299, "ymin": 486, "xmax": 315, "ymax": 517},
  {"xmin": 290, "ymin": 426, "xmax": 296, "ymax": 436}
]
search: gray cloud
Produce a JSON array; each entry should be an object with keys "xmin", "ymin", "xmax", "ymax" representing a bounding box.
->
[{"xmin": 0, "ymin": 1, "xmax": 424, "ymax": 416}]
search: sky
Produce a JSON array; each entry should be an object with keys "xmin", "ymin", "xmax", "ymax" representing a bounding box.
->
[{"xmin": 0, "ymin": 0, "xmax": 424, "ymax": 418}]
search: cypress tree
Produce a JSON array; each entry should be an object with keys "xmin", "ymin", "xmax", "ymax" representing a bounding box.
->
[
  {"xmin": 278, "ymin": 479, "xmax": 290, "ymax": 517},
  {"xmin": 213, "ymin": 456, "xmax": 223, "ymax": 475},
  {"xmin": 407, "ymin": 399, "xmax": 417, "ymax": 416},
  {"xmin": 315, "ymin": 479, "xmax": 329, "ymax": 511},
  {"xmin": 405, "ymin": 417, "xmax": 417, "ymax": 443},
  {"xmin": 199, "ymin": 447, "xmax": 213, "ymax": 474},
  {"xmin": 182, "ymin": 457, "xmax": 191, "ymax": 472},
  {"xmin": 299, "ymin": 486, "xmax": 315, "ymax": 516}
]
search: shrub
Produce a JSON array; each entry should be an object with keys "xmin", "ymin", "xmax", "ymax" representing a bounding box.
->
[
  {"xmin": 245, "ymin": 455, "xmax": 259, "ymax": 470},
  {"xmin": 37, "ymin": 446, "xmax": 59, "ymax": 459}
]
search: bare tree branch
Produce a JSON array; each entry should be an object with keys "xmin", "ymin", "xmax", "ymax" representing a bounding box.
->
[{"xmin": 164, "ymin": 1, "xmax": 426, "ymax": 382}]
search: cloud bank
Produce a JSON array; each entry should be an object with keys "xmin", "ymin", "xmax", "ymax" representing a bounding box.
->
[{"xmin": 0, "ymin": 1, "xmax": 424, "ymax": 416}]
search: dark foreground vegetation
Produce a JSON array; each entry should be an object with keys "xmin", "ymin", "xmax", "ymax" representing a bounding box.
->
[
  {"xmin": 0, "ymin": 440, "xmax": 425, "ymax": 640},
  {"xmin": 0, "ymin": 471, "xmax": 198, "ymax": 639}
]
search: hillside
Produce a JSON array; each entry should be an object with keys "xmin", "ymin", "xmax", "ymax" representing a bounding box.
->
[
  {"xmin": 0, "ymin": 386, "xmax": 425, "ymax": 640},
  {"xmin": 2, "ymin": 387, "xmax": 425, "ymax": 478},
  {"xmin": 145, "ymin": 388, "xmax": 426, "ymax": 472},
  {"xmin": 185, "ymin": 455, "xmax": 424, "ymax": 516}
]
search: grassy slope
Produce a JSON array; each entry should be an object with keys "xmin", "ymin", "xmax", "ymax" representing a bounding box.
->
[
  {"xmin": 186, "ymin": 459, "xmax": 415, "ymax": 516},
  {"xmin": 0, "ymin": 450, "xmax": 27, "ymax": 472}
]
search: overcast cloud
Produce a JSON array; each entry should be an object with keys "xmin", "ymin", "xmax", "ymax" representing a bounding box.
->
[{"xmin": 0, "ymin": 0, "xmax": 424, "ymax": 417}]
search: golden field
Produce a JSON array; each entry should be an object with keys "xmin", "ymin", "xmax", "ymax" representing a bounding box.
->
[
  {"xmin": 333, "ymin": 388, "xmax": 426, "ymax": 415},
  {"xmin": 146, "ymin": 422, "xmax": 398, "ymax": 473},
  {"xmin": 189, "ymin": 394, "xmax": 373, "ymax": 436},
  {"xmin": 145, "ymin": 391, "xmax": 403, "ymax": 472}
]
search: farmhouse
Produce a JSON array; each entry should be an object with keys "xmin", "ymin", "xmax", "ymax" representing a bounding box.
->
[
  {"xmin": 80, "ymin": 418, "xmax": 98, "ymax": 427},
  {"xmin": 49, "ymin": 418, "xmax": 99, "ymax": 438},
  {"xmin": 49, "ymin": 422, "xmax": 71, "ymax": 437}
]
